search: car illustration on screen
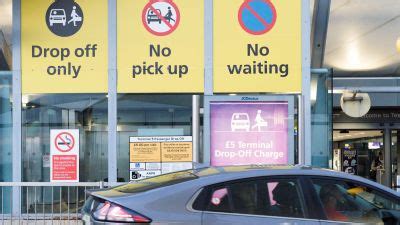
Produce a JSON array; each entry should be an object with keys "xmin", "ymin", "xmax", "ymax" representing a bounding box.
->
[
  {"xmin": 231, "ymin": 113, "xmax": 250, "ymax": 132},
  {"xmin": 49, "ymin": 9, "xmax": 67, "ymax": 26}
]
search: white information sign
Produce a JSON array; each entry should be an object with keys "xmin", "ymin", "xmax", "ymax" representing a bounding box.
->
[
  {"xmin": 50, "ymin": 129, "xmax": 80, "ymax": 182},
  {"xmin": 129, "ymin": 136, "xmax": 193, "ymax": 181}
]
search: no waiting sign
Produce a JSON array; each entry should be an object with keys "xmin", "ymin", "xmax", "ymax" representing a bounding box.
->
[{"xmin": 50, "ymin": 129, "xmax": 80, "ymax": 182}]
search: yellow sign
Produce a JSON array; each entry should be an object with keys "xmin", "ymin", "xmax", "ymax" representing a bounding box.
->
[
  {"xmin": 213, "ymin": 0, "xmax": 302, "ymax": 93},
  {"xmin": 21, "ymin": 0, "xmax": 108, "ymax": 94},
  {"xmin": 161, "ymin": 142, "xmax": 193, "ymax": 162},
  {"xmin": 130, "ymin": 142, "xmax": 161, "ymax": 163},
  {"xmin": 117, "ymin": 0, "xmax": 204, "ymax": 93}
]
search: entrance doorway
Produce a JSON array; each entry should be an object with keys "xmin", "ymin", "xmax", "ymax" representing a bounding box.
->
[
  {"xmin": 333, "ymin": 126, "xmax": 400, "ymax": 189},
  {"xmin": 333, "ymin": 130, "xmax": 385, "ymax": 184}
]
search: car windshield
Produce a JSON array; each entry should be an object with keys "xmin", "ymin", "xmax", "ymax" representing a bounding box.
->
[{"xmin": 114, "ymin": 170, "xmax": 198, "ymax": 193}]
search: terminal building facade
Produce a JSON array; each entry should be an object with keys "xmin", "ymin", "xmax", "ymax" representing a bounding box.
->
[{"xmin": 0, "ymin": 0, "xmax": 399, "ymax": 214}]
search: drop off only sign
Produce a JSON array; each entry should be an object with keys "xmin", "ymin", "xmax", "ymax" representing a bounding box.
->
[
  {"xmin": 21, "ymin": 0, "xmax": 108, "ymax": 94},
  {"xmin": 213, "ymin": 0, "xmax": 302, "ymax": 93}
]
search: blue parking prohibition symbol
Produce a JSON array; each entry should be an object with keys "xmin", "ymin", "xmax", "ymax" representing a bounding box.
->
[{"xmin": 238, "ymin": 0, "xmax": 277, "ymax": 35}]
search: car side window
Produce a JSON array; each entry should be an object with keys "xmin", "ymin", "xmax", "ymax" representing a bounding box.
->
[
  {"xmin": 203, "ymin": 179, "xmax": 306, "ymax": 219},
  {"xmin": 312, "ymin": 178, "xmax": 400, "ymax": 224},
  {"xmin": 264, "ymin": 180, "xmax": 305, "ymax": 218}
]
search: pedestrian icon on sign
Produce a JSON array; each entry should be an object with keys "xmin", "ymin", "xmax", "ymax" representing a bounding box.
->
[
  {"xmin": 68, "ymin": 6, "xmax": 82, "ymax": 27},
  {"xmin": 164, "ymin": 7, "xmax": 176, "ymax": 23},
  {"xmin": 142, "ymin": 0, "xmax": 180, "ymax": 36},
  {"xmin": 46, "ymin": 0, "xmax": 84, "ymax": 37}
]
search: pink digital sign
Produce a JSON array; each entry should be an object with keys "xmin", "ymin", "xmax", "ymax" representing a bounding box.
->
[{"xmin": 210, "ymin": 102, "xmax": 289, "ymax": 166}]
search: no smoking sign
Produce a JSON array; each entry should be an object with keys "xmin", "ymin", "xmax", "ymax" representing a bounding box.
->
[
  {"xmin": 142, "ymin": 0, "xmax": 180, "ymax": 36},
  {"xmin": 55, "ymin": 132, "xmax": 75, "ymax": 152},
  {"xmin": 51, "ymin": 129, "xmax": 79, "ymax": 154},
  {"xmin": 50, "ymin": 129, "xmax": 80, "ymax": 182}
]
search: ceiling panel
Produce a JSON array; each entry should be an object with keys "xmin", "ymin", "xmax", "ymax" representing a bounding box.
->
[{"xmin": 324, "ymin": 0, "xmax": 400, "ymax": 76}]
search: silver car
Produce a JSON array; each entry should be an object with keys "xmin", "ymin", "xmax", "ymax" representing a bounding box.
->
[{"xmin": 82, "ymin": 165, "xmax": 400, "ymax": 224}]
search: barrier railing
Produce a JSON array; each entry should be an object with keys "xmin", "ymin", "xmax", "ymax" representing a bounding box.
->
[{"xmin": 0, "ymin": 182, "xmax": 118, "ymax": 223}]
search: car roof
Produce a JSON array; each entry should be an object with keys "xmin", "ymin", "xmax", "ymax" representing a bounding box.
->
[
  {"xmin": 191, "ymin": 165, "xmax": 397, "ymax": 194},
  {"xmin": 93, "ymin": 165, "xmax": 399, "ymax": 202},
  {"xmin": 192, "ymin": 165, "xmax": 320, "ymax": 177},
  {"xmin": 192, "ymin": 165, "xmax": 366, "ymax": 180}
]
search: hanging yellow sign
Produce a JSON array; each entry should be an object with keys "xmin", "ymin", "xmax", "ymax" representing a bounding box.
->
[
  {"xmin": 117, "ymin": 0, "xmax": 204, "ymax": 93},
  {"xmin": 21, "ymin": 0, "xmax": 108, "ymax": 94},
  {"xmin": 213, "ymin": 0, "xmax": 302, "ymax": 93}
]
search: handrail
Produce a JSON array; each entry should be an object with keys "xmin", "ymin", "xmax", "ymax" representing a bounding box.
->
[{"xmin": 0, "ymin": 71, "xmax": 12, "ymax": 76}]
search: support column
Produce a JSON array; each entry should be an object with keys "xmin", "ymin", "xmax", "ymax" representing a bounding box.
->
[
  {"xmin": 384, "ymin": 128, "xmax": 391, "ymax": 187},
  {"xmin": 309, "ymin": 0, "xmax": 331, "ymax": 166},
  {"xmin": 204, "ymin": 0, "xmax": 213, "ymax": 96},
  {"xmin": 397, "ymin": 131, "xmax": 400, "ymax": 190},
  {"xmin": 108, "ymin": 0, "xmax": 117, "ymax": 184},
  {"xmin": 12, "ymin": 0, "xmax": 22, "ymax": 216},
  {"xmin": 192, "ymin": 95, "xmax": 200, "ymax": 164},
  {"xmin": 301, "ymin": 0, "xmax": 312, "ymax": 165}
]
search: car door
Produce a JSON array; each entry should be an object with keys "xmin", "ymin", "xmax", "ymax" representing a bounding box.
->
[
  {"xmin": 307, "ymin": 177, "xmax": 400, "ymax": 225},
  {"xmin": 201, "ymin": 177, "xmax": 320, "ymax": 225}
]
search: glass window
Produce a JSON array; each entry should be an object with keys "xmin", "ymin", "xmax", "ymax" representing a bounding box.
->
[
  {"xmin": 204, "ymin": 179, "xmax": 305, "ymax": 218},
  {"xmin": 117, "ymin": 94, "xmax": 193, "ymax": 182},
  {"xmin": 0, "ymin": 72, "xmax": 12, "ymax": 182},
  {"xmin": 312, "ymin": 178, "xmax": 400, "ymax": 223},
  {"xmin": 21, "ymin": 94, "xmax": 108, "ymax": 214},
  {"xmin": 265, "ymin": 180, "xmax": 304, "ymax": 218},
  {"xmin": 0, "ymin": 72, "xmax": 12, "ymax": 214},
  {"xmin": 0, "ymin": 0, "xmax": 12, "ymax": 71},
  {"xmin": 311, "ymin": 70, "xmax": 333, "ymax": 168},
  {"xmin": 22, "ymin": 94, "xmax": 108, "ymax": 182}
]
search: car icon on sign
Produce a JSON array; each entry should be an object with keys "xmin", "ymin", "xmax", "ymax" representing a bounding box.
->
[
  {"xmin": 49, "ymin": 9, "xmax": 67, "ymax": 26},
  {"xmin": 147, "ymin": 8, "xmax": 162, "ymax": 24},
  {"xmin": 231, "ymin": 113, "xmax": 250, "ymax": 132}
]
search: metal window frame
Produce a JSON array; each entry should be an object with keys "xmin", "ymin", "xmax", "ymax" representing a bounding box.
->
[
  {"xmin": 108, "ymin": 0, "xmax": 117, "ymax": 185},
  {"xmin": 12, "ymin": 0, "xmax": 22, "ymax": 217},
  {"xmin": 301, "ymin": 0, "xmax": 312, "ymax": 165}
]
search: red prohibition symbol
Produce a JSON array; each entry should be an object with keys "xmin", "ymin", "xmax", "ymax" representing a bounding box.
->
[
  {"xmin": 55, "ymin": 132, "xmax": 75, "ymax": 152},
  {"xmin": 142, "ymin": 0, "xmax": 180, "ymax": 36}
]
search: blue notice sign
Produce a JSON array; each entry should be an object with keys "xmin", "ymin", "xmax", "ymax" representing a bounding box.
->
[{"xmin": 238, "ymin": 0, "xmax": 277, "ymax": 35}]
